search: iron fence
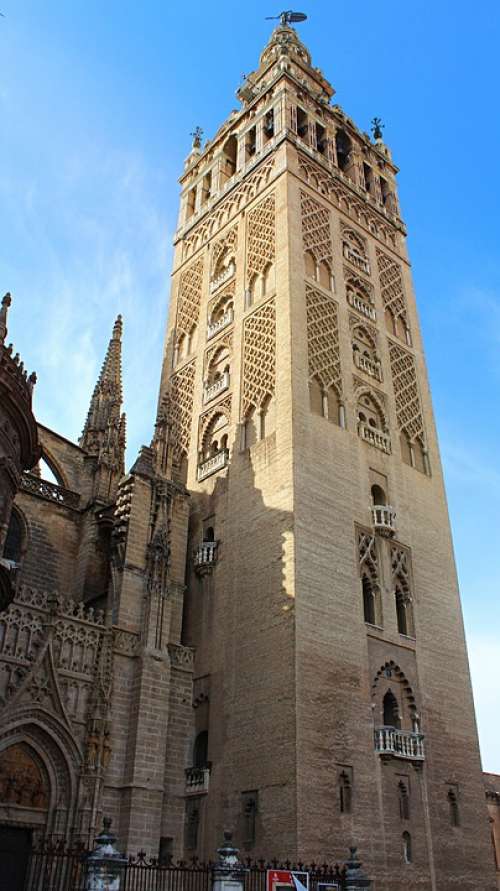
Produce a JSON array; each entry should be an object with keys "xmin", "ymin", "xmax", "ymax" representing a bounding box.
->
[{"xmin": 24, "ymin": 844, "xmax": 347, "ymax": 891}]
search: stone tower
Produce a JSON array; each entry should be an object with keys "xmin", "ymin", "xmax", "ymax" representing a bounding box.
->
[{"xmin": 157, "ymin": 20, "xmax": 496, "ymax": 890}]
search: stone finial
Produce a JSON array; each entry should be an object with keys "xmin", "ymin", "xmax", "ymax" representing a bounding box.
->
[
  {"xmin": 344, "ymin": 847, "xmax": 372, "ymax": 889},
  {"xmin": 0, "ymin": 292, "xmax": 11, "ymax": 345}
]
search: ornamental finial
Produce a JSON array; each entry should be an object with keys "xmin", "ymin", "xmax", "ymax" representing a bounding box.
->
[
  {"xmin": 371, "ymin": 117, "xmax": 384, "ymax": 141},
  {"xmin": 190, "ymin": 126, "xmax": 203, "ymax": 150}
]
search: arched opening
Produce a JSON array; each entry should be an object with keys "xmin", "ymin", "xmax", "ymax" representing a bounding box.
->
[
  {"xmin": 414, "ymin": 438, "xmax": 427, "ymax": 474},
  {"xmin": 193, "ymin": 731, "xmax": 209, "ymax": 768},
  {"xmin": 400, "ymin": 431, "xmax": 412, "ymax": 466},
  {"xmin": 309, "ymin": 376, "xmax": 324, "ymax": 417},
  {"xmin": 3, "ymin": 508, "xmax": 25, "ymax": 564},
  {"xmin": 402, "ymin": 831, "xmax": 412, "ymax": 864},
  {"xmin": 371, "ymin": 484, "xmax": 386, "ymax": 506},
  {"xmin": 261, "ymin": 395, "xmax": 276, "ymax": 439},
  {"xmin": 383, "ymin": 690, "xmax": 401, "ymax": 729},
  {"xmin": 396, "ymin": 587, "xmax": 410, "ymax": 636},
  {"xmin": 318, "ymin": 260, "xmax": 332, "ymax": 291},
  {"xmin": 244, "ymin": 407, "xmax": 259, "ymax": 449},
  {"xmin": 37, "ymin": 453, "xmax": 65, "ymax": 488},
  {"xmin": 202, "ymin": 413, "xmax": 229, "ymax": 461},
  {"xmin": 385, "ymin": 306, "xmax": 396, "ymax": 336},
  {"xmin": 327, "ymin": 386, "xmax": 340, "ymax": 425},
  {"xmin": 362, "ymin": 576, "xmax": 376, "ymax": 625},
  {"xmin": 335, "ymin": 129, "xmax": 352, "ymax": 173},
  {"xmin": 262, "ymin": 261, "xmax": 275, "ymax": 296},
  {"xmin": 204, "ymin": 527, "xmax": 215, "ymax": 542},
  {"xmin": 448, "ymin": 790, "xmax": 460, "ymax": 827},
  {"xmin": 304, "ymin": 250, "xmax": 316, "ymax": 280},
  {"xmin": 339, "ymin": 771, "xmax": 352, "ymax": 814},
  {"xmin": 399, "ymin": 782, "xmax": 410, "ymax": 820},
  {"xmin": 222, "ymin": 135, "xmax": 238, "ymax": 179}
]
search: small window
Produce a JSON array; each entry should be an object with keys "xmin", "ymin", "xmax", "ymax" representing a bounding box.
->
[
  {"xmin": 264, "ymin": 109, "xmax": 274, "ymax": 142},
  {"xmin": 186, "ymin": 186, "xmax": 196, "ymax": 219},
  {"xmin": 399, "ymin": 782, "xmax": 410, "ymax": 821},
  {"xmin": 297, "ymin": 107, "xmax": 308, "ymax": 139},
  {"xmin": 383, "ymin": 690, "xmax": 401, "ymax": 729},
  {"xmin": 363, "ymin": 163, "xmax": 373, "ymax": 193},
  {"xmin": 335, "ymin": 129, "xmax": 352, "ymax": 172},
  {"xmin": 362, "ymin": 576, "xmax": 376, "ymax": 625},
  {"xmin": 4, "ymin": 509, "xmax": 24, "ymax": 564},
  {"xmin": 193, "ymin": 731, "xmax": 209, "ymax": 768},
  {"xmin": 222, "ymin": 135, "xmax": 238, "ymax": 177},
  {"xmin": 202, "ymin": 171, "xmax": 212, "ymax": 205},
  {"xmin": 448, "ymin": 789, "xmax": 460, "ymax": 827},
  {"xmin": 402, "ymin": 831, "xmax": 412, "ymax": 864},
  {"xmin": 339, "ymin": 771, "xmax": 352, "ymax": 814},
  {"xmin": 371, "ymin": 484, "xmax": 386, "ymax": 506},
  {"xmin": 396, "ymin": 589, "xmax": 409, "ymax": 636},
  {"xmin": 316, "ymin": 122, "xmax": 327, "ymax": 155},
  {"xmin": 246, "ymin": 126, "xmax": 256, "ymax": 159}
]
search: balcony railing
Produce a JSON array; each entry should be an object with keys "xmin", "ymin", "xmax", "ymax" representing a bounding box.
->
[
  {"xmin": 209, "ymin": 261, "xmax": 235, "ymax": 294},
  {"xmin": 185, "ymin": 766, "xmax": 210, "ymax": 796},
  {"xmin": 207, "ymin": 308, "xmax": 234, "ymax": 340},
  {"xmin": 358, "ymin": 423, "xmax": 391, "ymax": 454},
  {"xmin": 197, "ymin": 448, "xmax": 229, "ymax": 482},
  {"xmin": 374, "ymin": 727, "xmax": 425, "ymax": 761},
  {"xmin": 20, "ymin": 473, "xmax": 80, "ymax": 510},
  {"xmin": 343, "ymin": 243, "xmax": 371, "ymax": 275},
  {"xmin": 372, "ymin": 505, "xmax": 396, "ymax": 537},
  {"xmin": 204, "ymin": 371, "xmax": 230, "ymax": 404},
  {"xmin": 355, "ymin": 352, "xmax": 382, "ymax": 381},
  {"xmin": 347, "ymin": 291, "xmax": 376, "ymax": 322},
  {"xmin": 194, "ymin": 541, "xmax": 218, "ymax": 574}
]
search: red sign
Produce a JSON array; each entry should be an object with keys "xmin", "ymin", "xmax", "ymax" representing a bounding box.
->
[{"xmin": 266, "ymin": 870, "xmax": 309, "ymax": 891}]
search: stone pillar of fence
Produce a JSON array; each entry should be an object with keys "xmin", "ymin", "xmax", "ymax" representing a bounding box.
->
[
  {"xmin": 343, "ymin": 847, "xmax": 372, "ymax": 890},
  {"xmin": 84, "ymin": 817, "xmax": 128, "ymax": 890},
  {"xmin": 212, "ymin": 830, "xmax": 248, "ymax": 891}
]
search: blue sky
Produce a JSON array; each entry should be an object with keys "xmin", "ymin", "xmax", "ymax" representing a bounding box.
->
[{"xmin": 1, "ymin": 2, "xmax": 499, "ymax": 771}]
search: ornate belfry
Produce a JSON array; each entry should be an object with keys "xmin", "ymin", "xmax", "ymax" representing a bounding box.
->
[{"xmin": 0, "ymin": 17, "xmax": 495, "ymax": 891}]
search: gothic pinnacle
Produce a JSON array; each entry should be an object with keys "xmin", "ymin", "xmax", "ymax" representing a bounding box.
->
[{"xmin": 0, "ymin": 292, "xmax": 12, "ymax": 345}]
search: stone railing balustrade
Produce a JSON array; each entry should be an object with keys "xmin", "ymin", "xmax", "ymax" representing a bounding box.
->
[
  {"xmin": 207, "ymin": 308, "xmax": 234, "ymax": 340},
  {"xmin": 185, "ymin": 766, "xmax": 210, "ymax": 796},
  {"xmin": 355, "ymin": 352, "xmax": 382, "ymax": 381},
  {"xmin": 374, "ymin": 727, "xmax": 425, "ymax": 761},
  {"xmin": 197, "ymin": 448, "xmax": 229, "ymax": 482},
  {"xmin": 20, "ymin": 473, "xmax": 80, "ymax": 510},
  {"xmin": 194, "ymin": 541, "xmax": 218, "ymax": 568},
  {"xmin": 209, "ymin": 261, "xmax": 235, "ymax": 294},
  {"xmin": 371, "ymin": 505, "xmax": 396, "ymax": 536},
  {"xmin": 347, "ymin": 291, "xmax": 376, "ymax": 322},
  {"xmin": 358, "ymin": 423, "xmax": 391, "ymax": 454},
  {"xmin": 204, "ymin": 371, "xmax": 230, "ymax": 404},
  {"xmin": 343, "ymin": 243, "xmax": 371, "ymax": 275}
]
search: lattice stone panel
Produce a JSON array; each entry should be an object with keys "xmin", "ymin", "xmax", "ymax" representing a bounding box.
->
[
  {"xmin": 391, "ymin": 544, "xmax": 412, "ymax": 591},
  {"xmin": 176, "ymin": 257, "xmax": 204, "ymax": 337},
  {"xmin": 388, "ymin": 341, "xmax": 425, "ymax": 442},
  {"xmin": 305, "ymin": 284, "xmax": 343, "ymax": 396},
  {"xmin": 165, "ymin": 361, "xmax": 196, "ymax": 460},
  {"xmin": 211, "ymin": 225, "xmax": 238, "ymax": 278},
  {"xmin": 247, "ymin": 193, "xmax": 276, "ymax": 278},
  {"xmin": 376, "ymin": 249, "xmax": 409, "ymax": 327},
  {"xmin": 358, "ymin": 530, "xmax": 378, "ymax": 584},
  {"xmin": 242, "ymin": 300, "xmax": 276, "ymax": 415},
  {"xmin": 300, "ymin": 191, "xmax": 333, "ymax": 267}
]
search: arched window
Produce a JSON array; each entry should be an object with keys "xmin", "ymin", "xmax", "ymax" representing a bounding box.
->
[
  {"xmin": 362, "ymin": 576, "xmax": 376, "ymax": 625},
  {"xmin": 193, "ymin": 731, "xmax": 209, "ymax": 768},
  {"xmin": 339, "ymin": 771, "xmax": 352, "ymax": 814},
  {"xmin": 335, "ymin": 129, "xmax": 352, "ymax": 173},
  {"xmin": 383, "ymin": 690, "xmax": 401, "ymax": 729},
  {"xmin": 402, "ymin": 831, "xmax": 412, "ymax": 864},
  {"xmin": 399, "ymin": 782, "xmax": 410, "ymax": 820},
  {"xmin": 385, "ymin": 306, "xmax": 396, "ymax": 336},
  {"xmin": 3, "ymin": 508, "xmax": 24, "ymax": 564},
  {"xmin": 396, "ymin": 587, "xmax": 413, "ymax": 636},
  {"xmin": 260, "ymin": 395, "xmax": 276, "ymax": 439},
  {"xmin": 202, "ymin": 413, "xmax": 229, "ymax": 460},
  {"xmin": 318, "ymin": 260, "xmax": 332, "ymax": 291},
  {"xmin": 371, "ymin": 484, "xmax": 386, "ymax": 506},
  {"xmin": 400, "ymin": 431, "xmax": 412, "ymax": 466},
  {"xmin": 304, "ymin": 250, "xmax": 316, "ymax": 280},
  {"xmin": 262, "ymin": 262, "xmax": 275, "ymax": 296},
  {"xmin": 244, "ymin": 407, "xmax": 259, "ymax": 449},
  {"xmin": 448, "ymin": 789, "xmax": 460, "ymax": 827},
  {"xmin": 222, "ymin": 135, "xmax": 238, "ymax": 178},
  {"xmin": 327, "ymin": 386, "xmax": 340, "ymax": 426},
  {"xmin": 309, "ymin": 376, "xmax": 324, "ymax": 417},
  {"xmin": 204, "ymin": 526, "xmax": 215, "ymax": 542}
]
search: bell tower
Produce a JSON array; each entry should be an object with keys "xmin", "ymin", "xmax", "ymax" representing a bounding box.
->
[{"xmin": 158, "ymin": 18, "xmax": 495, "ymax": 890}]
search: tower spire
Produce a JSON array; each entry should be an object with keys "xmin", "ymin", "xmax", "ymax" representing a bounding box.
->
[{"xmin": 80, "ymin": 315, "xmax": 123, "ymax": 454}]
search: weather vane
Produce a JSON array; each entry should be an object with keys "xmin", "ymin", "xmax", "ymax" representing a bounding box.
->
[
  {"xmin": 190, "ymin": 126, "xmax": 204, "ymax": 149},
  {"xmin": 371, "ymin": 117, "xmax": 384, "ymax": 141},
  {"xmin": 266, "ymin": 10, "xmax": 308, "ymax": 26}
]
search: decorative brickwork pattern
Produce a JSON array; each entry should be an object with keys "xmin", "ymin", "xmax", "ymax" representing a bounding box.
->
[
  {"xmin": 165, "ymin": 361, "xmax": 196, "ymax": 460},
  {"xmin": 211, "ymin": 225, "xmax": 238, "ymax": 278},
  {"xmin": 388, "ymin": 341, "xmax": 425, "ymax": 441},
  {"xmin": 176, "ymin": 258, "xmax": 204, "ymax": 338},
  {"xmin": 242, "ymin": 300, "xmax": 276, "ymax": 415},
  {"xmin": 391, "ymin": 544, "xmax": 412, "ymax": 594},
  {"xmin": 247, "ymin": 193, "xmax": 276, "ymax": 278},
  {"xmin": 376, "ymin": 249, "xmax": 409, "ymax": 330},
  {"xmin": 297, "ymin": 153, "xmax": 399, "ymax": 249},
  {"xmin": 305, "ymin": 284, "xmax": 343, "ymax": 396},
  {"xmin": 300, "ymin": 191, "xmax": 333, "ymax": 268},
  {"xmin": 358, "ymin": 530, "xmax": 378, "ymax": 585},
  {"xmin": 182, "ymin": 156, "xmax": 275, "ymax": 260}
]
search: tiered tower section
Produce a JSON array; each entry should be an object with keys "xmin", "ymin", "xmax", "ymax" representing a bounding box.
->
[{"xmin": 158, "ymin": 23, "xmax": 495, "ymax": 891}]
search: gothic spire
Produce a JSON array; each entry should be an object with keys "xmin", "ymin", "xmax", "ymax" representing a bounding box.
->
[{"xmin": 80, "ymin": 315, "xmax": 123, "ymax": 455}]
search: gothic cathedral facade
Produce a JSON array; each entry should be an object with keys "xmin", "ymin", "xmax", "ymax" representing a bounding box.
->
[{"xmin": 0, "ymin": 21, "xmax": 496, "ymax": 891}]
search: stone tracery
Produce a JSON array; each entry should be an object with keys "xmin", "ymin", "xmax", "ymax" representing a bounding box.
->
[{"xmin": 242, "ymin": 300, "xmax": 276, "ymax": 416}]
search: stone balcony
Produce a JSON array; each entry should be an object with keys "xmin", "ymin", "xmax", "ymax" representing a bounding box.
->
[
  {"xmin": 343, "ymin": 243, "xmax": 371, "ymax": 275},
  {"xmin": 354, "ymin": 352, "xmax": 382, "ymax": 381},
  {"xmin": 347, "ymin": 291, "xmax": 376, "ymax": 322},
  {"xmin": 209, "ymin": 261, "xmax": 235, "ymax": 294},
  {"xmin": 371, "ymin": 505, "xmax": 396, "ymax": 537},
  {"xmin": 207, "ymin": 308, "xmax": 234, "ymax": 340},
  {"xmin": 358, "ymin": 423, "xmax": 391, "ymax": 454},
  {"xmin": 194, "ymin": 541, "xmax": 218, "ymax": 575},
  {"xmin": 374, "ymin": 727, "xmax": 425, "ymax": 761},
  {"xmin": 204, "ymin": 371, "xmax": 230, "ymax": 404},
  {"xmin": 197, "ymin": 448, "xmax": 229, "ymax": 482},
  {"xmin": 185, "ymin": 766, "xmax": 210, "ymax": 796}
]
